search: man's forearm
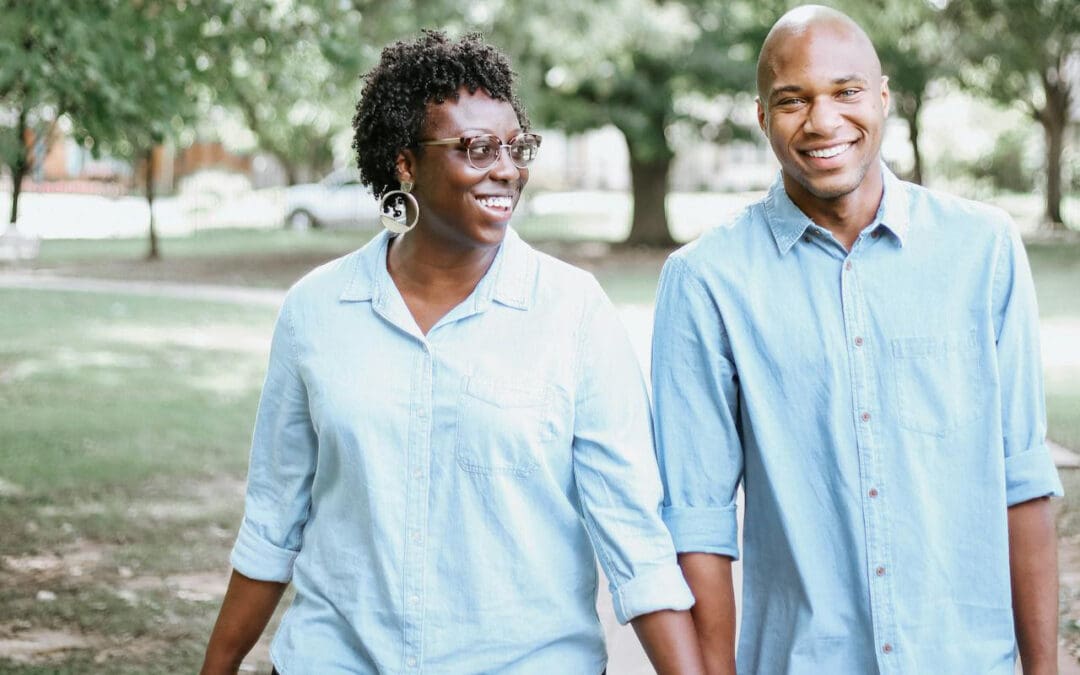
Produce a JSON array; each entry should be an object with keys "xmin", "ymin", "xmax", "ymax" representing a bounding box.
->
[
  {"xmin": 201, "ymin": 570, "xmax": 288, "ymax": 675},
  {"xmin": 679, "ymin": 553, "xmax": 737, "ymax": 675},
  {"xmin": 1009, "ymin": 496, "xmax": 1058, "ymax": 675},
  {"xmin": 631, "ymin": 608, "xmax": 706, "ymax": 674}
]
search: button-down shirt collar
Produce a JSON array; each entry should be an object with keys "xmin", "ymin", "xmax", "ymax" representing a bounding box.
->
[
  {"xmin": 763, "ymin": 163, "xmax": 910, "ymax": 255},
  {"xmin": 339, "ymin": 227, "xmax": 535, "ymax": 311}
]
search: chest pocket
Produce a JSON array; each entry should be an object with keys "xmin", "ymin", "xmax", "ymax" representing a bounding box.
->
[
  {"xmin": 890, "ymin": 330, "xmax": 984, "ymax": 437},
  {"xmin": 456, "ymin": 373, "xmax": 557, "ymax": 478}
]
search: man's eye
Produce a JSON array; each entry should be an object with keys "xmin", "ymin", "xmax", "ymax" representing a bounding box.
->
[{"xmin": 839, "ymin": 89, "xmax": 861, "ymax": 98}]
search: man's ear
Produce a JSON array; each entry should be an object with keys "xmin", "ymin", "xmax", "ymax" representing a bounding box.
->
[
  {"xmin": 756, "ymin": 97, "xmax": 768, "ymax": 136},
  {"xmin": 880, "ymin": 75, "xmax": 891, "ymax": 117}
]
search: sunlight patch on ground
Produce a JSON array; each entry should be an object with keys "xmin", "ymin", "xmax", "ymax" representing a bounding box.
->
[
  {"xmin": 94, "ymin": 323, "xmax": 271, "ymax": 354},
  {"xmin": 3, "ymin": 542, "xmax": 105, "ymax": 580},
  {"xmin": 0, "ymin": 627, "xmax": 93, "ymax": 664},
  {"xmin": 0, "ymin": 349, "xmax": 151, "ymax": 382}
]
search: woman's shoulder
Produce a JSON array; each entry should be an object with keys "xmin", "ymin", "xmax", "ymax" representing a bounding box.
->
[{"xmin": 529, "ymin": 247, "xmax": 607, "ymax": 305}]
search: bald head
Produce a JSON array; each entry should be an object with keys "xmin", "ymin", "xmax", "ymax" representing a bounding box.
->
[{"xmin": 756, "ymin": 5, "xmax": 881, "ymax": 103}]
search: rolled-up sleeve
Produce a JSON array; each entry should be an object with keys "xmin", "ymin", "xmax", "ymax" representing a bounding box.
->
[
  {"xmin": 230, "ymin": 298, "xmax": 318, "ymax": 582},
  {"xmin": 651, "ymin": 256, "xmax": 743, "ymax": 558},
  {"xmin": 992, "ymin": 222, "xmax": 1063, "ymax": 506},
  {"xmin": 571, "ymin": 278, "xmax": 694, "ymax": 624}
]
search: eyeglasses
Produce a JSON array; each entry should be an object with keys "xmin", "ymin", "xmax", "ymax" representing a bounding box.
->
[{"xmin": 419, "ymin": 133, "xmax": 542, "ymax": 170}]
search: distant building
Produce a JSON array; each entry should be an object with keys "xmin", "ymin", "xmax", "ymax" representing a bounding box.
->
[{"xmin": 11, "ymin": 130, "xmax": 252, "ymax": 196}]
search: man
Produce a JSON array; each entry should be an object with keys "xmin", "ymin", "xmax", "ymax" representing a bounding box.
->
[{"xmin": 651, "ymin": 5, "xmax": 1063, "ymax": 674}]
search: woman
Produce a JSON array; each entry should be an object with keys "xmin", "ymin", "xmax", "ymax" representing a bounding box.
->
[{"xmin": 201, "ymin": 32, "xmax": 703, "ymax": 674}]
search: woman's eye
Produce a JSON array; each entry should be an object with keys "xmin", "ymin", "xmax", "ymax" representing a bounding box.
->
[{"xmin": 471, "ymin": 143, "xmax": 496, "ymax": 157}]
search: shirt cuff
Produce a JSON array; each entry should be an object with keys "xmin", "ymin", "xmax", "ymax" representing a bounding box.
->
[
  {"xmin": 611, "ymin": 563, "xmax": 695, "ymax": 624},
  {"xmin": 662, "ymin": 504, "xmax": 740, "ymax": 559},
  {"xmin": 230, "ymin": 517, "xmax": 300, "ymax": 583},
  {"xmin": 1005, "ymin": 443, "xmax": 1064, "ymax": 506}
]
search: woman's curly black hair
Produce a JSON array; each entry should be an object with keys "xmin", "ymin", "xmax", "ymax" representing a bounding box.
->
[{"xmin": 352, "ymin": 31, "xmax": 529, "ymax": 198}]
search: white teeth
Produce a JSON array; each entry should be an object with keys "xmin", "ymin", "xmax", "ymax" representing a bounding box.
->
[
  {"xmin": 478, "ymin": 196, "xmax": 512, "ymax": 209},
  {"xmin": 806, "ymin": 143, "xmax": 852, "ymax": 159}
]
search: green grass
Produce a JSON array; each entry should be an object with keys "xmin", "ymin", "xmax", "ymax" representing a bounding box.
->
[
  {"xmin": 36, "ymin": 227, "xmax": 379, "ymax": 265},
  {"xmin": 0, "ymin": 289, "xmax": 275, "ymax": 672},
  {"xmin": 1028, "ymin": 240, "xmax": 1080, "ymax": 319},
  {"xmin": 0, "ymin": 290, "xmax": 272, "ymax": 491},
  {"xmin": 1026, "ymin": 241, "xmax": 1080, "ymax": 458}
]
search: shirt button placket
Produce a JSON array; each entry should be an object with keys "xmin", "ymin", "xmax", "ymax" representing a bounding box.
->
[
  {"xmin": 403, "ymin": 344, "xmax": 433, "ymax": 671},
  {"xmin": 841, "ymin": 255, "xmax": 897, "ymax": 669}
]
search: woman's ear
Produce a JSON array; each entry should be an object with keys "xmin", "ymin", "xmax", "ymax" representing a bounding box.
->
[{"xmin": 394, "ymin": 150, "xmax": 416, "ymax": 186}]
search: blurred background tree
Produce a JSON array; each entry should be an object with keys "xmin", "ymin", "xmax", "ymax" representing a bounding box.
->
[
  {"xmin": 472, "ymin": 0, "xmax": 774, "ymax": 246},
  {"xmin": 70, "ymin": 0, "xmax": 228, "ymax": 259},
  {"xmin": 206, "ymin": 1, "xmax": 359, "ymax": 186},
  {"xmin": 1, "ymin": 0, "xmax": 1076, "ymax": 246},
  {"xmin": 944, "ymin": 0, "xmax": 1079, "ymax": 230},
  {"xmin": 845, "ymin": 0, "xmax": 955, "ymax": 186},
  {"xmin": 0, "ymin": 1, "xmax": 115, "ymax": 229}
]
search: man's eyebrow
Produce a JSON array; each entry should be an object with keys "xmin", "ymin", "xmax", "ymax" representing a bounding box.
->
[
  {"xmin": 832, "ymin": 74, "xmax": 869, "ymax": 85},
  {"xmin": 768, "ymin": 84, "xmax": 804, "ymax": 99}
]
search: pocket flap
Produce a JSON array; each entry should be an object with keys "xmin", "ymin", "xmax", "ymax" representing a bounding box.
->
[{"xmin": 465, "ymin": 374, "xmax": 549, "ymax": 408}]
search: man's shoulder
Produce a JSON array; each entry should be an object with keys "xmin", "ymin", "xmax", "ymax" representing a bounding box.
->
[
  {"xmin": 670, "ymin": 200, "xmax": 770, "ymax": 275},
  {"xmin": 902, "ymin": 180, "xmax": 1013, "ymax": 241}
]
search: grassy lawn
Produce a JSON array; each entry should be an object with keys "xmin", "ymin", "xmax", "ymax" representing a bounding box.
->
[
  {"xmin": 1028, "ymin": 240, "xmax": 1080, "ymax": 456},
  {"xmin": 1, "ymin": 229, "xmax": 1078, "ymax": 670},
  {"xmin": 0, "ymin": 289, "xmax": 276, "ymax": 672}
]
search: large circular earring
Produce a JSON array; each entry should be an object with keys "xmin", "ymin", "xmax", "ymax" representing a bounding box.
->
[{"xmin": 379, "ymin": 180, "xmax": 419, "ymax": 234}]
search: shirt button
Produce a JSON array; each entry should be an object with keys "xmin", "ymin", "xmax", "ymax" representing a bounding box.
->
[
  {"xmin": 861, "ymin": 412, "xmax": 871, "ymax": 422},
  {"xmin": 803, "ymin": 235, "xmax": 811, "ymax": 243},
  {"xmin": 409, "ymin": 594, "xmax": 421, "ymax": 605},
  {"xmin": 407, "ymin": 657, "xmax": 418, "ymax": 667},
  {"xmin": 876, "ymin": 566, "xmax": 886, "ymax": 577},
  {"xmin": 868, "ymin": 487, "xmax": 879, "ymax": 498},
  {"xmin": 412, "ymin": 467, "xmax": 424, "ymax": 479},
  {"xmin": 871, "ymin": 230, "xmax": 880, "ymax": 239},
  {"xmin": 845, "ymin": 261, "xmax": 853, "ymax": 271},
  {"xmin": 854, "ymin": 336, "xmax": 864, "ymax": 347},
  {"xmin": 411, "ymin": 531, "xmax": 422, "ymax": 543},
  {"xmin": 882, "ymin": 643, "xmax": 893, "ymax": 654}
]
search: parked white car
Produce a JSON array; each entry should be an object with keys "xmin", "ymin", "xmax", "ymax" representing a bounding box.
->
[{"xmin": 283, "ymin": 168, "xmax": 380, "ymax": 229}]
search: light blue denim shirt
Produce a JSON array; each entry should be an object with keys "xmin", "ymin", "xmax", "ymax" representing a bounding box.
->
[
  {"xmin": 652, "ymin": 167, "xmax": 1063, "ymax": 674},
  {"xmin": 231, "ymin": 227, "xmax": 693, "ymax": 674}
]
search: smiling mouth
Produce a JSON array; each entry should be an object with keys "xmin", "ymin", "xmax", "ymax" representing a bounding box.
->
[
  {"xmin": 803, "ymin": 142, "xmax": 854, "ymax": 159},
  {"xmin": 476, "ymin": 195, "xmax": 513, "ymax": 210}
]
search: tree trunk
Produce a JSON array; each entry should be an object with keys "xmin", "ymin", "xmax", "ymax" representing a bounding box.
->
[
  {"xmin": 7, "ymin": 105, "xmax": 29, "ymax": 231},
  {"xmin": 625, "ymin": 143, "xmax": 675, "ymax": 247},
  {"xmin": 1040, "ymin": 106, "xmax": 1065, "ymax": 230},
  {"xmin": 1037, "ymin": 70, "xmax": 1069, "ymax": 231},
  {"xmin": 279, "ymin": 155, "xmax": 299, "ymax": 186},
  {"xmin": 900, "ymin": 94, "xmax": 924, "ymax": 185},
  {"xmin": 145, "ymin": 147, "xmax": 160, "ymax": 260}
]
